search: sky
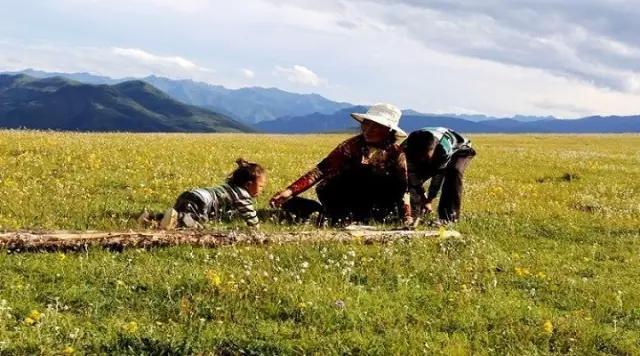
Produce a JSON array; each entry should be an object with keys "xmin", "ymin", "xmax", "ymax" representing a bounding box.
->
[{"xmin": 1, "ymin": 0, "xmax": 640, "ymax": 118}]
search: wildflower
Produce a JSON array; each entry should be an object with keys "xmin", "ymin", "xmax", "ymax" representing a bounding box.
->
[
  {"xmin": 206, "ymin": 270, "xmax": 222, "ymax": 287},
  {"xmin": 543, "ymin": 320, "xmax": 553, "ymax": 334},
  {"xmin": 335, "ymin": 300, "xmax": 345, "ymax": 309},
  {"xmin": 122, "ymin": 321, "xmax": 138, "ymax": 333},
  {"xmin": 301, "ymin": 261, "xmax": 310, "ymax": 269},
  {"xmin": 298, "ymin": 302, "xmax": 307, "ymax": 309},
  {"xmin": 62, "ymin": 346, "xmax": 75, "ymax": 355},
  {"xmin": 58, "ymin": 253, "xmax": 66, "ymax": 261},
  {"xmin": 345, "ymin": 260, "xmax": 355, "ymax": 267},
  {"xmin": 515, "ymin": 267, "xmax": 530, "ymax": 277},
  {"xmin": 24, "ymin": 309, "xmax": 42, "ymax": 325}
]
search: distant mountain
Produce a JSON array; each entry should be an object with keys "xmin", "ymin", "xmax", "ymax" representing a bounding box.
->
[
  {"xmin": 257, "ymin": 106, "xmax": 640, "ymax": 133},
  {"xmin": 0, "ymin": 74, "xmax": 253, "ymax": 132},
  {"xmin": 496, "ymin": 115, "xmax": 640, "ymax": 133},
  {"xmin": 255, "ymin": 106, "xmax": 367, "ymax": 133},
  {"xmin": 142, "ymin": 76, "xmax": 354, "ymax": 124},
  {"xmin": 256, "ymin": 107, "xmax": 501, "ymax": 133},
  {"xmin": 402, "ymin": 110, "xmax": 558, "ymax": 122},
  {"xmin": 4, "ymin": 69, "xmax": 353, "ymax": 124},
  {"xmin": 4, "ymin": 70, "xmax": 639, "ymax": 133},
  {"xmin": 4, "ymin": 68, "xmax": 122, "ymax": 85}
]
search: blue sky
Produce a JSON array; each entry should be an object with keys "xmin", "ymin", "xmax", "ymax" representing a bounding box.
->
[{"xmin": 2, "ymin": 0, "xmax": 640, "ymax": 117}]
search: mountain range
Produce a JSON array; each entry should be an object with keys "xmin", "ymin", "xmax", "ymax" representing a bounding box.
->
[
  {"xmin": 256, "ymin": 106, "xmax": 640, "ymax": 134},
  {"xmin": 2, "ymin": 69, "xmax": 640, "ymax": 133},
  {"xmin": 0, "ymin": 74, "xmax": 252, "ymax": 132},
  {"xmin": 8, "ymin": 69, "xmax": 352, "ymax": 123}
]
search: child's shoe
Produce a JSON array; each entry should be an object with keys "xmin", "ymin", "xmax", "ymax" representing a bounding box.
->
[
  {"xmin": 160, "ymin": 208, "xmax": 179, "ymax": 230},
  {"xmin": 137, "ymin": 211, "xmax": 151, "ymax": 228}
]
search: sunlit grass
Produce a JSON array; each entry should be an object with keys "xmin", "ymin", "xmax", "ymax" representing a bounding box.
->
[{"xmin": 0, "ymin": 131, "xmax": 639, "ymax": 353}]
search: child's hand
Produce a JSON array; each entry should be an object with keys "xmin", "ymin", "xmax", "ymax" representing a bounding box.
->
[{"xmin": 270, "ymin": 189, "xmax": 293, "ymax": 208}]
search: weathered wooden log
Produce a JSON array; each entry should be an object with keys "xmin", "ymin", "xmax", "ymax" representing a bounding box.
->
[{"xmin": 0, "ymin": 228, "xmax": 461, "ymax": 253}]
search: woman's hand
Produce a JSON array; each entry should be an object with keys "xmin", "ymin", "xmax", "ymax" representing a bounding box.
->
[
  {"xmin": 422, "ymin": 195, "xmax": 434, "ymax": 214},
  {"xmin": 270, "ymin": 189, "xmax": 294, "ymax": 208},
  {"xmin": 403, "ymin": 216, "xmax": 415, "ymax": 230}
]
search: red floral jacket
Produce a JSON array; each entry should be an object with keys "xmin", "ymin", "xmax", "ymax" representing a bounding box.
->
[{"xmin": 287, "ymin": 135, "xmax": 412, "ymax": 222}]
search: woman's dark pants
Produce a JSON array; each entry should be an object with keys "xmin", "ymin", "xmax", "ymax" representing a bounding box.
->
[
  {"xmin": 316, "ymin": 169, "xmax": 405, "ymax": 225},
  {"xmin": 438, "ymin": 150, "xmax": 475, "ymax": 222}
]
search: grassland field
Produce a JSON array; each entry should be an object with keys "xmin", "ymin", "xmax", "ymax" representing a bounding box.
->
[{"xmin": 0, "ymin": 131, "xmax": 639, "ymax": 354}]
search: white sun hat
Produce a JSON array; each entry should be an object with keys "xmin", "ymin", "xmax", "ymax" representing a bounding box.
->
[{"xmin": 350, "ymin": 103, "xmax": 407, "ymax": 138}]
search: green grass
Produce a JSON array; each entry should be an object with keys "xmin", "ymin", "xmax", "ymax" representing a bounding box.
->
[{"xmin": 0, "ymin": 131, "xmax": 639, "ymax": 354}]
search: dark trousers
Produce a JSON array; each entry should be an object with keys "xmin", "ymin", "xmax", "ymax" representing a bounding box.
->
[
  {"xmin": 438, "ymin": 153, "xmax": 474, "ymax": 222},
  {"xmin": 173, "ymin": 191, "xmax": 210, "ymax": 223},
  {"xmin": 316, "ymin": 169, "xmax": 405, "ymax": 225}
]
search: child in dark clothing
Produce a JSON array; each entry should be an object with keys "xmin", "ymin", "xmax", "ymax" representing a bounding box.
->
[
  {"xmin": 402, "ymin": 127, "xmax": 475, "ymax": 223},
  {"xmin": 140, "ymin": 158, "xmax": 267, "ymax": 229}
]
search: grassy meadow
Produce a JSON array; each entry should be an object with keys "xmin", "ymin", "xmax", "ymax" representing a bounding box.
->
[{"xmin": 0, "ymin": 131, "xmax": 639, "ymax": 354}]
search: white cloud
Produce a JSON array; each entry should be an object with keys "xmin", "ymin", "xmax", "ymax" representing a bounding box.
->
[
  {"xmin": 241, "ymin": 68, "xmax": 255, "ymax": 79},
  {"xmin": 629, "ymin": 75, "xmax": 640, "ymax": 93},
  {"xmin": 274, "ymin": 65, "xmax": 326, "ymax": 86},
  {"xmin": 0, "ymin": 41, "xmax": 215, "ymax": 82},
  {"xmin": 111, "ymin": 47, "xmax": 209, "ymax": 71},
  {"xmin": 3, "ymin": 0, "xmax": 640, "ymax": 117}
]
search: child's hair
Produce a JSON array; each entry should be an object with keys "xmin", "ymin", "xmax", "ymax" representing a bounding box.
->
[
  {"xmin": 227, "ymin": 158, "xmax": 265, "ymax": 187},
  {"xmin": 404, "ymin": 130, "xmax": 437, "ymax": 161}
]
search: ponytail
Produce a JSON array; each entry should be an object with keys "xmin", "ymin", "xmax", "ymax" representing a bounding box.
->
[{"xmin": 227, "ymin": 158, "xmax": 265, "ymax": 187}]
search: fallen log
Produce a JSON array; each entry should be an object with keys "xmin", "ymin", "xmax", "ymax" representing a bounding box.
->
[{"xmin": 0, "ymin": 228, "xmax": 461, "ymax": 253}]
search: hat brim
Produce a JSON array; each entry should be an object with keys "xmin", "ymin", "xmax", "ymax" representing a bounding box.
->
[{"xmin": 351, "ymin": 113, "xmax": 407, "ymax": 138}]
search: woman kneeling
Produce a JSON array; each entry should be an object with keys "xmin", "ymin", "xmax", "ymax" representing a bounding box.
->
[{"xmin": 270, "ymin": 104, "xmax": 413, "ymax": 227}]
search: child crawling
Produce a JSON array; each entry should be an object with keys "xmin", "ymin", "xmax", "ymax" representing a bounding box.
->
[{"xmin": 140, "ymin": 158, "xmax": 267, "ymax": 229}]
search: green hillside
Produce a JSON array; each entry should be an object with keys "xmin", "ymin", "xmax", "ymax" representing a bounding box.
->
[{"xmin": 0, "ymin": 74, "xmax": 253, "ymax": 133}]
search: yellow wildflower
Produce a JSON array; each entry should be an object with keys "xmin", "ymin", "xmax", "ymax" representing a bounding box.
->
[
  {"xmin": 122, "ymin": 321, "xmax": 138, "ymax": 333},
  {"xmin": 206, "ymin": 270, "xmax": 222, "ymax": 287},
  {"xmin": 62, "ymin": 346, "xmax": 75, "ymax": 355},
  {"xmin": 543, "ymin": 320, "xmax": 554, "ymax": 334},
  {"xmin": 515, "ymin": 267, "xmax": 530, "ymax": 277},
  {"xmin": 23, "ymin": 317, "xmax": 36, "ymax": 325},
  {"xmin": 28, "ymin": 309, "xmax": 42, "ymax": 321}
]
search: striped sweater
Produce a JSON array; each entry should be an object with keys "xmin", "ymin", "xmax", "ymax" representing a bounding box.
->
[{"xmin": 191, "ymin": 183, "xmax": 259, "ymax": 227}]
